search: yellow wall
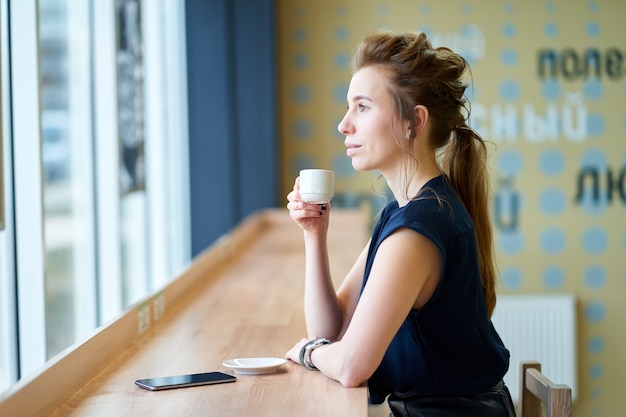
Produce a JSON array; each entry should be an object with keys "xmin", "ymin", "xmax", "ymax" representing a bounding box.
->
[{"xmin": 278, "ymin": 1, "xmax": 625, "ymax": 416}]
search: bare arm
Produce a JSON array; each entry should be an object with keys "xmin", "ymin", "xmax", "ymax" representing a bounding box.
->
[
  {"xmin": 286, "ymin": 227, "xmax": 442, "ymax": 387},
  {"xmin": 302, "ymin": 231, "xmax": 369, "ymax": 339},
  {"xmin": 286, "ymin": 177, "xmax": 366, "ymax": 340}
]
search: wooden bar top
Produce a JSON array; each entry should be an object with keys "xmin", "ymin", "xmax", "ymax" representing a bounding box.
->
[{"xmin": 0, "ymin": 209, "xmax": 370, "ymax": 417}]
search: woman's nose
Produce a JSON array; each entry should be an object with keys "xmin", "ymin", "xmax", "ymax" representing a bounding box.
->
[{"xmin": 337, "ymin": 113, "xmax": 352, "ymax": 135}]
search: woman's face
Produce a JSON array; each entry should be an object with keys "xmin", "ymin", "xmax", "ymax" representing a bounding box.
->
[{"xmin": 338, "ymin": 66, "xmax": 405, "ymax": 176}]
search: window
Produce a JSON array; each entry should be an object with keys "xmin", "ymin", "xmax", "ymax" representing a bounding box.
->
[{"xmin": 1, "ymin": 0, "xmax": 189, "ymax": 390}]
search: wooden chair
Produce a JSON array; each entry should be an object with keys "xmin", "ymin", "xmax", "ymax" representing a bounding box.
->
[{"xmin": 519, "ymin": 361, "xmax": 572, "ymax": 417}]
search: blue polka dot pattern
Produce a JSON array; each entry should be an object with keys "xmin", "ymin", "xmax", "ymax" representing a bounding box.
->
[
  {"xmin": 498, "ymin": 231, "xmax": 524, "ymax": 254},
  {"xmin": 539, "ymin": 149, "xmax": 565, "ymax": 176},
  {"xmin": 333, "ymin": 84, "xmax": 348, "ymax": 103},
  {"xmin": 334, "ymin": 53, "xmax": 350, "ymax": 69},
  {"xmin": 293, "ymin": 28, "xmax": 307, "ymax": 42},
  {"xmin": 540, "ymin": 79, "xmax": 561, "ymax": 101},
  {"xmin": 332, "ymin": 154, "xmax": 354, "ymax": 179},
  {"xmin": 544, "ymin": 22, "xmax": 558, "ymax": 37},
  {"xmin": 588, "ymin": 336, "xmax": 604, "ymax": 354},
  {"xmin": 499, "ymin": 80, "xmax": 520, "ymax": 101},
  {"xmin": 543, "ymin": 266, "xmax": 564, "ymax": 289},
  {"xmin": 585, "ymin": 302, "xmax": 606, "ymax": 323},
  {"xmin": 335, "ymin": 27, "xmax": 348, "ymax": 41},
  {"xmin": 418, "ymin": 5, "xmax": 432, "ymax": 15},
  {"xmin": 584, "ymin": 266, "xmax": 606, "ymax": 289},
  {"xmin": 293, "ymin": 7, "xmax": 306, "ymax": 18},
  {"xmin": 335, "ymin": 6, "xmax": 346, "ymax": 18},
  {"xmin": 539, "ymin": 187, "xmax": 566, "ymax": 215},
  {"xmin": 582, "ymin": 227, "xmax": 608, "ymax": 253},
  {"xmin": 590, "ymin": 364, "xmax": 603, "ymax": 379},
  {"xmin": 587, "ymin": 113, "xmax": 605, "ymax": 136},
  {"xmin": 586, "ymin": 22, "xmax": 600, "ymax": 37},
  {"xmin": 591, "ymin": 389, "xmax": 601, "ymax": 401},
  {"xmin": 497, "ymin": 150, "xmax": 523, "ymax": 176},
  {"xmin": 541, "ymin": 227, "xmax": 566, "ymax": 254},
  {"xmin": 293, "ymin": 120, "xmax": 312, "ymax": 140},
  {"xmin": 501, "ymin": 23, "xmax": 516, "ymax": 38},
  {"xmin": 501, "ymin": 266, "xmax": 522, "ymax": 289},
  {"xmin": 294, "ymin": 54, "xmax": 309, "ymax": 69},
  {"xmin": 500, "ymin": 49, "xmax": 517, "ymax": 66},
  {"xmin": 293, "ymin": 85, "xmax": 311, "ymax": 103}
]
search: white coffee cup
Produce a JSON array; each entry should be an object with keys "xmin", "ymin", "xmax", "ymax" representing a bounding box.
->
[{"xmin": 299, "ymin": 169, "xmax": 335, "ymax": 204}]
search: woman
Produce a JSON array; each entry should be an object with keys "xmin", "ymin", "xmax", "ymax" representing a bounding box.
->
[{"xmin": 285, "ymin": 30, "xmax": 516, "ymax": 417}]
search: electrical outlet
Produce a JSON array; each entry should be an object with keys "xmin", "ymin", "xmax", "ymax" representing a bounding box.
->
[
  {"xmin": 138, "ymin": 302, "xmax": 151, "ymax": 333},
  {"xmin": 153, "ymin": 292, "xmax": 165, "ymax": 321}
]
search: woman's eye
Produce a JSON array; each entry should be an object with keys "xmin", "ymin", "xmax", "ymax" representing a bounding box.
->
[{"xmin": 358, "ymin": 104, "xmax": 367, "ymax": 112}]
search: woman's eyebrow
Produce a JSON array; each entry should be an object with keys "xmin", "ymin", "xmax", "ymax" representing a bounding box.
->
[{"xmin": 349, "ymin": 94, "xmax": 373, "ymax": 102}]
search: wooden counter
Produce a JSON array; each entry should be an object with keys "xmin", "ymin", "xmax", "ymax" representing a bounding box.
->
[{"xmin": 0, "ymin": 209, "xmax": 370, "ymax": 417}]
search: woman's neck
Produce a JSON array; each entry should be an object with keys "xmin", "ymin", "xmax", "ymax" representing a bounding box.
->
[{"xmin": 385, "ymin": 158, "xmax": 441, "ymax": 207}]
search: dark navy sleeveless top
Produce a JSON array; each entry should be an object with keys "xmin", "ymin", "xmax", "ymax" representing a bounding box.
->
[{"xmin": 363, "ymin": 176, "xmax": 509, "ymax": 404}]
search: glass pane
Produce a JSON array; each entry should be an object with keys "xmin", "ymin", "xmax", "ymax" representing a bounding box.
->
[
  {"xmin": 39, "ymin": 0, "xmax": 96, "ymax": 359},
  {"xmin": 117, "ymin": 0, "xmax": 148, "ymax": 307}
]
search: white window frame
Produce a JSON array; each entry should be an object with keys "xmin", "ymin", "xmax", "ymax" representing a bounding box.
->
[
  {"xmin": 64, "ymin": 0, "xmax": 98, "ymax": 346},
  {"xmin": 143, "ymin": 0, "xmax": 191, "ymax": 290},
  {"xmin": 11, "ymin": 0, "xmax": 47, "ymax": 377},
  {"xmin": 0, "ymin": 0, "xmax": 18, "ymax": 390},
  {"xmin": 163, "ymin": 0, "xmax": 191, "ymax": 277}
]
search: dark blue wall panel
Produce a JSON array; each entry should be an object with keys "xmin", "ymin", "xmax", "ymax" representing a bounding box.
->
[{"xmin": 186, "ymin": 0, "xmax": 277, "ymax": 256}]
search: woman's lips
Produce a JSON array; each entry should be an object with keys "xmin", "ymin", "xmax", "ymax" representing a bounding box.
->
[{"xmin": 345, "ymin": 142, "xmax": 360, "ymax": 157}]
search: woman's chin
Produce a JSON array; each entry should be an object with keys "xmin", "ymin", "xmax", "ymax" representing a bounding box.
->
[{"xmin": 350, "ymin": 160, "xmax": 368, "ymax": 172}]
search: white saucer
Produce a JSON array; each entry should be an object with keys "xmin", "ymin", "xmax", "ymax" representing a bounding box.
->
[{"xmin": 222, "ymin": 357, "xmax": 287, "ymax": 375}]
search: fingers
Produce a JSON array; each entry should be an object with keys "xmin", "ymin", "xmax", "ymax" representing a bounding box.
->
[
  {"xmin": 287, "ymin": 176, "xmax": 330, "ymax": 217},
  {"xmin": 285, "ymin": 338, "xmax": 309, "ymax": 364},
  {"xmin": 288, "ymin": 200, "xmax": 329, "ymax": 216},
  {"xmin": 287, "ymin": 200, "xmax": 322, "ymax": 217}
]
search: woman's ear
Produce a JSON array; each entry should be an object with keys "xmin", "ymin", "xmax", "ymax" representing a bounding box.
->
[{"xmin": 413, "ymin": 105, "xmax": 429, "ymax": 137}]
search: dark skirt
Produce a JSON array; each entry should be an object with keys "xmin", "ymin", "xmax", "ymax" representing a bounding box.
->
[{"xmin": 387, "ymin": 381, "xmax": 517, "ymax": 417}]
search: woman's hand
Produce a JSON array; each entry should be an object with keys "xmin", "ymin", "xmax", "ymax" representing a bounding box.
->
[
  {"xmin": 284, "ymin": 337, "xmax": 309, "ymax": 365},
  {"xmin": 286, "ymin": 177, "xmax": 330, "ymax": 233}
]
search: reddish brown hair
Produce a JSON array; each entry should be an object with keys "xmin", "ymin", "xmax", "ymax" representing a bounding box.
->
[{"xmin": 352, "ymin": 30, "xmax": 497, "ymax": 317}]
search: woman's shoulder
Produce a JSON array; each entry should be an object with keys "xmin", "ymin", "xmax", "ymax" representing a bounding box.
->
[{"xmin": 400, "ymin": 177, "xmax": 473, "ymax": 235}]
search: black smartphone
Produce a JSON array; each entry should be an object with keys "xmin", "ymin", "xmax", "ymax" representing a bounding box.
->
[{"xmin": 135, "ymin": 371, "xmax": 237, "ymax": 391}]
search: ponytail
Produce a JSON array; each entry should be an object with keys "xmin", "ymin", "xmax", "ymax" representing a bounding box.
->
[{"xmin": 443, "ymin": 125, "xmax": 497, "ymax": 318}]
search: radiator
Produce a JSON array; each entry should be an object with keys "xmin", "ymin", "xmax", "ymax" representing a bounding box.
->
[{"xmin": 491, "ymin": 294, "xmax": 577, "ymax": 403}]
